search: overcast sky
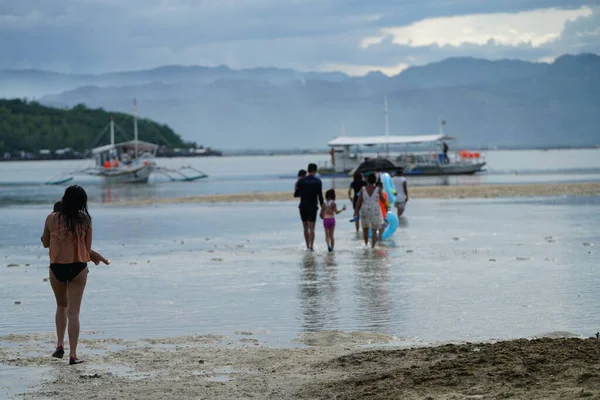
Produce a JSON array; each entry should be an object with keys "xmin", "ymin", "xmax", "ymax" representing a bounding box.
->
[{"xmin": 1, "ymin": 0, "xmax": 599, "ymax": 75}]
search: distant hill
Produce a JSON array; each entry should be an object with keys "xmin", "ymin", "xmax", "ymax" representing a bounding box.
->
[
  {"xmin": 3, "ymin": 54, "xmax": 599, "ymax": 149},
  {"xmin": 0, "ymin": 99, "xmax": 194, "ymax": 156},
  {"xmin": 0, "ymin": 65, "xmax": 349, "ymax": 99},
  {"xmin": 390, "ymin": 57, "xmax": 544, "ymax": 90}
]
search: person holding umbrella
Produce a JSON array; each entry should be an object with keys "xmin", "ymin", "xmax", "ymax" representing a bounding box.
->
[
  {"xmin": 354, "ymin": 173, "xmax": 386, "ymax": 248},
  {"xmin": 354, "ymin": 157, "xmax": 398, "ymax": 175}
]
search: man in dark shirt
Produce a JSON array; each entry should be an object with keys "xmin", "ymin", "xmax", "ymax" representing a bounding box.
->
[{"xmin": 294, "ymin": 163, "xmax": 324, "ymax": 251}]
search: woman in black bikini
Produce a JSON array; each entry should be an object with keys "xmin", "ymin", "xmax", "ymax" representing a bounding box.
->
[{"xmin": 41, "ymin": 185, "xmax": 93, "ymax": 365}]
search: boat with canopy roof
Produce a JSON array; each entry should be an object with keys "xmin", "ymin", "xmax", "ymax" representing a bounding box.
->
[
  {"xmin": 319, "ymin": 98, "xmax": 486, "ymax": 176},
  {"xmin": 321, "ymin": 133, "xmax": 486, "ymax": 176},
  {"xmin": 46, "ymin": 100, "xmax": 208, "ymax": 185}
]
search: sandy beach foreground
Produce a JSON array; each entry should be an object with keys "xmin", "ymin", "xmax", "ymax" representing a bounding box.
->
[
  {"xmin": 114, "ymin": 182, "xmax": 600, "ymax": 205},
  {"xmin": 2, "ymin": 333, "xmax": 600, "ymax": 399}
]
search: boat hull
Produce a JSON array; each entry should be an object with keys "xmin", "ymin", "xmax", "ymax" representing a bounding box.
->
[
  {"xmin": 404, "ymin": 162, "xmax": 486, "ymax": 176},
  {"xmin": 319, "ymin": 162, "xmax": 486, "ymax": 177},
  {"xmin": 93, "ymin": 162, "xmax": 155, "ymax": 184}
]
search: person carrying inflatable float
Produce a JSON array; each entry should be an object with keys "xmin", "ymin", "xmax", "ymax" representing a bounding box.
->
[
  {"xmin": 376, "ymin": 181, "xmax": 389, "ymax": 234},
  {"xmin": 376, "ymin": 173, "xmax": 399, "ymax": 241},
  {"xmin": 353, "ymin": 172, "xmax": 399, "ymax": 244}
]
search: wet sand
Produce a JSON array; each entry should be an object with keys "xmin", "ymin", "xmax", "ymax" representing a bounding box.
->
[
  {"xmin": 112, "ymin": 182, "xmax": 600, "ymax": 205},
  {"xmin": 2, "ymin": 333, "xmax": 600, "ymax": 399}
]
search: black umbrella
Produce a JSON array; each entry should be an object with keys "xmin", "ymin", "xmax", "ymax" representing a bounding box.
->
[{"xmin": 355, "ymin": 157, "xmax": 401, "ymax": 174}]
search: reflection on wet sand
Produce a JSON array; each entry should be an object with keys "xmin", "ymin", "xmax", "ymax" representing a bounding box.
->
[
  {"xmin": 323, "ymin": 253, "xmax": 338, "ymax": 295},
  {"xmin": 298, "ymin": 253, "xmax": 340, "ymax": 333},
  {"xmin": 297, "ymin": 247, "xmax": 394, "ymax": 335},
  {"xmin": 398, "ymin": 216, "xmax": 409, "ymax": 228},
  {"xmin": 353, "ymin": 248, "xmax": 393, "ymax": 333},
  {"xmin": 99, "ymin": 183, "xmax": 159, "ymax": 204}
]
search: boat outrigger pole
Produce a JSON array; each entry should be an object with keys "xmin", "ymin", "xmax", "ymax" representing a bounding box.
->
[{"xmin": 110, "ymin": 116, "xmax": 115, "ymax": 147}]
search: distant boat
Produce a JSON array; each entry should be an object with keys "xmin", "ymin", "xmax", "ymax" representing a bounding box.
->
[
  {"xmin": 320, "ymin": 134, "xmax": 486, "ymax": 176},
  {"xmin": 319, "ymin": 97, "xmax": 485, "ymax": 176},
  {"xmin": 86, "ymin": 127, "xmax": 157, "ymax": 184},
  {"xmin": 47, "ymin": 101, "xmax": 208, "ymax": 185}
]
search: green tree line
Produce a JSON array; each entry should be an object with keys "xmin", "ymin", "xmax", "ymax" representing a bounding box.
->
[{"xmin": 0, "ymin": 99, "xmax": 194, "ymax": 155}]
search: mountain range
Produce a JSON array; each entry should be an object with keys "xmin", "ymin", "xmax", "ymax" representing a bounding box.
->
[{"xmin": 2, "ymin": 54, "xmax": 599, "ymax": 149}]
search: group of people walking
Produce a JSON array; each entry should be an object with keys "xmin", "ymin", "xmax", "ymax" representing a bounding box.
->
[
  {"xmin": 41, "ymin": 167, "xmax": 407, "ymax": 365},
  {"xmin": 295, "ymin": 163, "xmax": 408, "ymax": 251}
]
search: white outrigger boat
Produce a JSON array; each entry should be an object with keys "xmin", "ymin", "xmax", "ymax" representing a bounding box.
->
[
  {"xmin": 47, "ymin": 104, "xmax": 208, "ymax": 185},
  {"xmin": 321, "ymin": 133, "xmax": 486, "ymax": 177},
  {"xmin": 319, "ymin": 98, "xmax": 486, "ymax": 177}
]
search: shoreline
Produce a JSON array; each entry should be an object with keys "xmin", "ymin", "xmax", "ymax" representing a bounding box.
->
[
  {"xmin": 109, "ymin": 181, "xmax": 600, "ymax": 206},
  {"xmin": 2, "ymin": 332, "xmax": 599, "ymax": 399},
  {"xmin": 2, "ymin": 146, "xmax": 599, "ymax": 162}
]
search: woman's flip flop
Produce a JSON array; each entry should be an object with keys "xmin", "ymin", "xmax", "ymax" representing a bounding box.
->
[
  {"xmin": 69, "ymin": 357, "xmax": 84, "ymax": 365},
  {"xmin": 52, "ymin": 346, "xmax": 64, "ymax": 359}
]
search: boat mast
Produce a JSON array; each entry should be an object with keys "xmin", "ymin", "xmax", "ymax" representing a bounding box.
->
[
  {"xmin": 133, "ymin": 98, "xmax": 139, "ymax": 159},
  {"xmin": 384, "ymin": 96, "xmax": 390, "ymax": 156},
  {"xmin": 110, "ymin": 116, "xmax": 115, "ymax": 146}
]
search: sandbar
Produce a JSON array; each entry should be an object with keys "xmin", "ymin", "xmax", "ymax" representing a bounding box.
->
[{"xmin": 113, "ymin": 182, "xmax": 600, "ymax": 206}]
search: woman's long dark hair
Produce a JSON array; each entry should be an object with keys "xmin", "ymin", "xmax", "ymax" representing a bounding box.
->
[{"xmin": 59, "ymin": 185, "xmax": 91, "ymax": 237}]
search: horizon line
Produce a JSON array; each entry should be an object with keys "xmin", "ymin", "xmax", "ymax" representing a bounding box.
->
[{"xmin": 1, "ymin": 52, "xmax": 597, "ymax": 78}]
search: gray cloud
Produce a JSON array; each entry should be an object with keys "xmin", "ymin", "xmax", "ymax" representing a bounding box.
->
[
  {"xmin": 0, "ymin": 0, "xmax": 597, "ymax": 73},
  {"xmin": 552, "ymin": 6, "xmax": 600, "ymax": 55}
]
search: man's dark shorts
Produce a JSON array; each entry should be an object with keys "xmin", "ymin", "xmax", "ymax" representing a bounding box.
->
[{"xmin": 299, "ymin": 205, "xmax": 318, "ymax": 223}]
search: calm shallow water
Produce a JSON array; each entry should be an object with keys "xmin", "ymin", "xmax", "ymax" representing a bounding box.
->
[
  {"xmin": 1, "ymin": 196, "xmax": 599, "ymax": 345},
  {"xmin": 0, "ymin": 149, "xmax": 600, "ymax": 206}
]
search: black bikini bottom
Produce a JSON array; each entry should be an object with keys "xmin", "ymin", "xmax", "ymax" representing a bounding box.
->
[{"xmin": 50, "ymin": 263, "xmax": 88, "ymax": 283}]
